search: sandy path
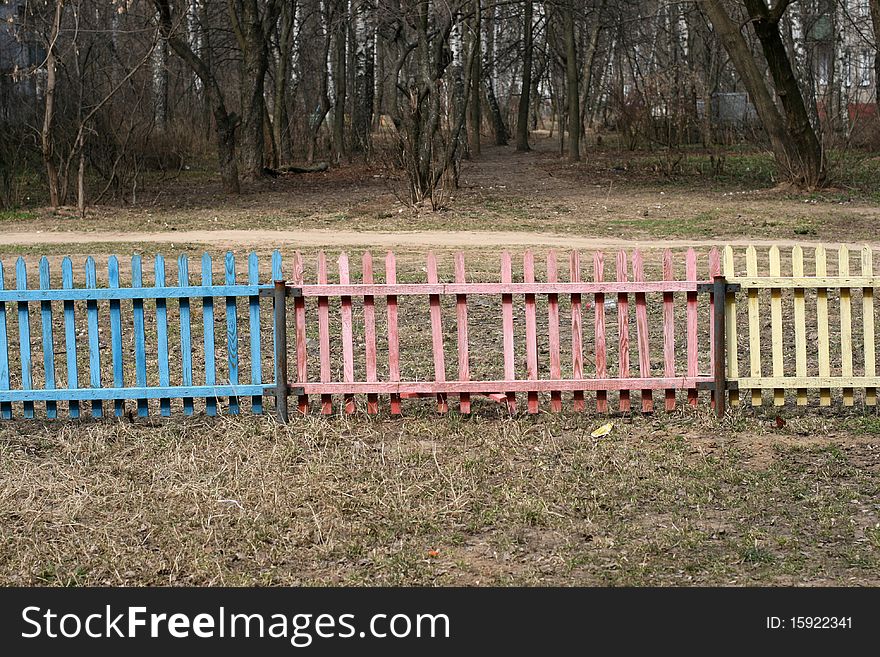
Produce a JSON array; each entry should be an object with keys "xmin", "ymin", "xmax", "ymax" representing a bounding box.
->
[{"xmin": 0, "ymin": 229, "xmax": 874, "ymax": 250}]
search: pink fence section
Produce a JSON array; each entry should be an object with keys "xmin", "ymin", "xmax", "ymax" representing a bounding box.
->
[{"xmin": 286, "ymin": 249, "xmax": 720, "ymax": 415}]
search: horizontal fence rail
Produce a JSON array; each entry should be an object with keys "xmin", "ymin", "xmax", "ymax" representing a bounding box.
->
[{"xmin": 275, "ymin": 249, "xmax": 724, "ymax": 417}]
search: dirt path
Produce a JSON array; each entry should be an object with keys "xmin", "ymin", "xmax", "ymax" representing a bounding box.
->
[{"xmin": 1, "ymin": 228, "xmax": 875, "ymax": 250}]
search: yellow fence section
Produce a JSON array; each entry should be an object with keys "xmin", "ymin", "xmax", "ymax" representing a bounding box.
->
[{"xmin": 724, "ymin": 244, "xmax": 878, "ymax": 407}]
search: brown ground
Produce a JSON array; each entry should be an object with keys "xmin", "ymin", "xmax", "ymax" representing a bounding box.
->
[{"xmin": 4, "ymin": 134, "xmax": 878, "ymax": 246}]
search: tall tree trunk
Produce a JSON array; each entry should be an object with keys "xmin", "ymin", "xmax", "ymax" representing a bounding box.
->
[
  {"xmin": 353, "ymin": 1, "xmax": 375, "ymax": 153},
  {"xmin": 516, "ymin": 1, "xmax": 533, "ymax": 151},
  {"xmin": 231, "ymin": 0, "xmax": 277, "ymax": 180},
  {"xmin": 702, "ymin": 0, "xmax": 825, "ymax": 188},
  {"xmin": 156, "ymin": 0, "xmax": 240, "ymax": 194},
  {"xmin": 42, "ymin": 0, "xmax": 63, "ymax": 208},
  {"xmin": 468, "ymin": 0, "xmax": 482, "ymax": 156},
  {"xmin": 871, "ymin": 0, "xmax": 880, "ymax": 114},
  {"xmin": 578, "ymin": 1, "xmax": 604, "ymax": 137},
  {"xmin": 564, "ymin": 2, "xmax": 580, "ymax": 161},
  {"xmin": 451, "ymin": 17, "xmax": 468, "ymax": 160},
  {"xmin": 331, "ymin": 2, "xmax": 347, "ymax": 163},
  {"xmin": 483, "ymin": 2, "xmax": 508, "ymax": 145},
  {"xmin": 153, "ymin": 31, "xmax": 169, "ymax": 132},
  {"xmin": 742, "ymin": 0, "xmax": 824, "ymax": 187},
  {"xmin": 273, "ymin": 0, "xmax": 296, "ymax": 165}
]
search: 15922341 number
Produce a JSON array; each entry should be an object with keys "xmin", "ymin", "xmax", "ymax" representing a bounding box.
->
[
  {"xmin": 791, "ymin": 617, "xmax": 852, "ymax": 629},
  {"xmin": 767, "ymin": 616, "xmax": 853, "ymax": 630}
]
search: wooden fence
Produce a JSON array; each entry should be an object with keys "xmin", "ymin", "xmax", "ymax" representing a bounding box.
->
[
  {"xmin": 0, "ymin": 244, "xmax": 876, "ymax": 421},
  {"xmin": 0, "ymin": 252, "xmax": 283, "ymax": 419},
  {"xmin": 723, "ymin": 244, "xmax": 878, "ymax": 408},
  {"xmin": 276, "ymin": 249, "xmax": 725, "ymax": 417}
]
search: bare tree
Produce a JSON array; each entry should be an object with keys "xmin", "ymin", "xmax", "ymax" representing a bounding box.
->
[
  {"xmin": 41, "ymin": 0, "xmax": 63, "ymax": 208},
  {"xmin": 229, "ymin": 0, "xmax": 279, "ymax": 179},
  {"xmin": 701, "ymin": 0, "xmax": 826, "ymax": 188},
  {"xmin": 871, "ymin": 0, "xmax": 880, "ymax": 113},
  {"xmin": 516, "ymin": 1, "xmax": 534, "ymax": 151},
  {"xmin": 155, "ymin": 0, "xmax": 241, "ymax": 193}
]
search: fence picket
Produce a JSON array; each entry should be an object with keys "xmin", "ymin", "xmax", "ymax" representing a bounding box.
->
[
  {"xmin": 155, "ymin": 255, "xmax": 171, "ymax": 416},
  {"xmin": 570, "ymin": 252, "xmax": 584, "ymax": 411},
  {"xmin": 132, "ymin": 255, "xmax": 148, "ymax": 417},
  {"xmin": 292, "ymin": 251, "xmax": 307, "ymax": 414},
  {"xmin": 524, "ymin": 251, "xmax": 539, "ymax": 413},
  {"xmin": 792, "ymin": 246, "xmax": 808, "ymax": 406},
  {"xmin": 863, "ymin": 246, "xmax": 876, "ymax": 406},
  {"xmin": 317, "ymin": 252, "xmax": 332, "ymax": 414},
  {"xmin": 685, "ymin": 249, "xmax": 698, "ymax": 407},
  {"xmin": 39, "ymin": 257, "xmax": 57, "ymax": 419},
  {"xmin": 839, "ymin": 246, "xmax": 854, "ymax": 406},
  {"xmin": 547, "ymin": 251, "xmax": 561, "ymax": 412},
  {"xmin": 454, "ymin": 252, "xmax": 471, "ymax": 414},
  {"xmin": 272, "ymin": 250, "xmax": 283, "ymax": 415},
  {"xmin": 617, "ymin": 251, "xmax": 631, "ymax": 412},
  {"xmin": 385, "ymin": 252, "xmax": 401, "ymax": 415},
  {"xmin": 0, "ymin": 262, "xmax": 10, "ymax": 419},
  {"xmin": 501, "ymin": 252, "xmax": 516, "ymax": 412},
  {"xmin": 178, "ymin": 255, "xmax": 194, "ymax": 416},
  {"xmin": 722, "ymin": 246, "xmax": 739, "ymax": 406},
  {"xmin": 709, "ymin": 247, "xmax": 721, "ymax": 408},
  {"xmin": 61, "ymin": 258, "xmax": 78, "ymax": 418},
  {"xmin": 594, "ymin": 251, "xmax": 608, "ymax": 413},
  {"xmin": 746, "ymin": 246, "xmax": 762, "ymax": 406},
  {"xmin": 108, "ymin": 256, "xmax": 124, "ymax": 417},
  {"xmin": 362, "ymin": 252, "xmax": 378, "ymax": 414},
  {"xmin": 247, "ymin": 252, "xmax": 263, "ymax": 415},
  {"xmin": 225, "ymin": 252, "xmax": 240, "ymax": 415},
  {"xmin": 768, "ymin": 246, "xmax": 784, "ymax": 406},
  {"xmin": 202, "ymin": 253, "xmax": 217, "ymax": 416},
  {"xmin": 339, "ymin": 253, "xmax": 355, "ymax": 414},
  {"xmin": 815, "ymin": 246, "xmax": 831, "ymax": 406},
  {"xmin": 662, "ymin": 249, "xmax": 675, "ymax": 411},
  {"xmin": 632, "ymin": 250, "xmax": 652, "ymax": 412},
  {"xmin": 16, "ymin": 259, "xmax": 33, "ymax": 418},
  {"xmin": 426, "ymin": 252, "xmax": 448, "ymax": 413},
  {"xmin": 86, "ymin": 257, "xmax": 103, "ymax": 418}
]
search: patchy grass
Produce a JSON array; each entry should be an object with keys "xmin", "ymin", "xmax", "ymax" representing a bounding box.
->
[
  {"xmin": 3, "ymin": 137, "xmax": 878, "ymax": 243},
  {"xmin": 0, "ymin": 209, "xmax": 36, "ymax": 222},
  {"xmin": 1, "ymin": 410, "xmax": 877, "ymax": 586}
]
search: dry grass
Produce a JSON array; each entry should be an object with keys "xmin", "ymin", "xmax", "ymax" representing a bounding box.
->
[{"xmin": 1, "ymin": 409, "xmax": 878, "ymax": 586}]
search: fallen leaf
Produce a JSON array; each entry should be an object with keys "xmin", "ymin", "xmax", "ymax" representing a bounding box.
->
[{"xmin": 591, "ymin": 422, "xmax": 614, "ymax": 438}]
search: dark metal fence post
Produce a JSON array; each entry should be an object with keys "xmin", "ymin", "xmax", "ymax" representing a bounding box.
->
[
  {"xmin": 713, "ymin": 275, "xmax": 727, "ymax": 419},
  {"xmin": 274, "ymin": 280, "xmax": 290, "ymax": 423}
]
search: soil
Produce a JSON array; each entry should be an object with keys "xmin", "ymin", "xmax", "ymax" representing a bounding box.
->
[{"xmin": 5, "ymin": 134, "xmax": 879, "ymax": 246}]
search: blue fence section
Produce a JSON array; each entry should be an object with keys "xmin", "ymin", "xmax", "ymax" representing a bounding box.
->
[{"xmin": 0, "ymin": 250, "xmax": 284, "ymax": 419}]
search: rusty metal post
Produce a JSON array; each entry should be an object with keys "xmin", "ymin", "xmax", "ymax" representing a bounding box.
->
[
  {"xmin": 713, "ymin": 275, "xmax": 727, "ymax": 419},
  {"xmin": 274, "ymin": 280, "xmax": 289, "ymax": 423}
]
